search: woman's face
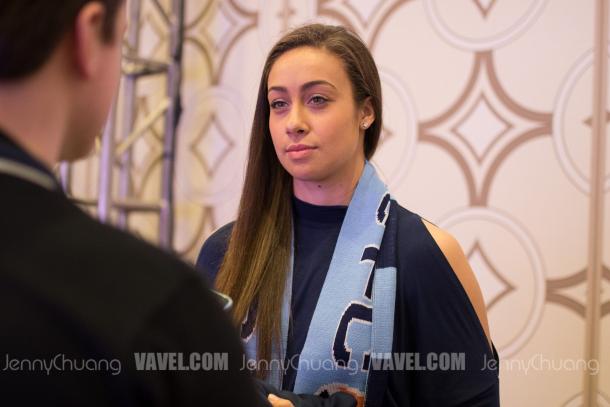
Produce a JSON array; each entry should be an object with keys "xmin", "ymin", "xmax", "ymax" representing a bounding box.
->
[{"xmin": 267, "ymin": 46, "xmax": 373, "ymax": 187}]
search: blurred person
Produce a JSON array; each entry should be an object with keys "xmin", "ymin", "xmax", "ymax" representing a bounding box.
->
[{"xmin": 0, "ymin": 1, "xmax": 265, "ymax": 405}]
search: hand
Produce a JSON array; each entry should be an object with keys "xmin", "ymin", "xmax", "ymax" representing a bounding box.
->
[{"xmin": 267, "ymin": 394, "xmax": 295, "ymax": 407}]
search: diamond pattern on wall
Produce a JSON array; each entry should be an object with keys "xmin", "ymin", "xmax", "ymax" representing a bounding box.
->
[
  {"xmin": 452, "ymin": 94, "xmax": 513, "ymax": 164},
  {"xmin": 189, "ymin": 0, "xmax": 257, "ymax": 83},
  {"xmin": 419, "ymin": 52, "xmax": 552, "ymax": 205},
  {"xmin": 190, "ymin": 114, "xmax": 235, "ymax": 177},
  {"xmin": 202, "ymin": 3, "xmax": 238, "ymax": 51}
]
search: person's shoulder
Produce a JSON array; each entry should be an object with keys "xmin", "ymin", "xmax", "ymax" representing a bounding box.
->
[
  {"xmin": 394, "ymin": 203, "xmax": 463, "ymax": 257},
  {"xmin": 6, "ymin": 189, "xmax": 195, "ymax": 284},
  {"xmin": 65, "ymin": 208, "xmax": 194, "ymax": 279},
  {"xmin": 196, "ymin": 221, "xmax": 235, "ymax": 283},
  {"xmin": 394, "ymin": 202, "xmax": 472, "ymax": 278},
  {"xmin": 394, "ymin": 202, "xmax": 473, "ymax": 283},
  {"xmin": 3, "ymin": 182, "xmax": 193, "ymax": 282},
  {"xmin": 58, "ymin": 208, "xmax": 204, "ymax": 301},
  {"xmin": 393, "ymin": 203, "xmax": 435, "ymax": 251},
  {"xmin": 394, "ymin": 203, "xmax": 423, "ymax": 229},
  {"xmin": 1, "ymin": 194, "xmax": 214, "ymax": 348},
  {"xmin": 394, "ymin": 202, "xmax": 492, "ymax": 348},
  {"xmin": 199, "ymin": 222, "xmax": 235, "ymax": 257}
]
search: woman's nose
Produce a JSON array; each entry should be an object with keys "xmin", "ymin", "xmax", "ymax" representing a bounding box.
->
[{"xmin": 286, "ymin": 104, "xmax": 309, "ymax": 136}]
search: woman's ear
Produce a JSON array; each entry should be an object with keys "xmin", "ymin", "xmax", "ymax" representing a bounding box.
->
[{"xmin": 359, "ymin": 97, "xmax": 375, "ymax": 129}]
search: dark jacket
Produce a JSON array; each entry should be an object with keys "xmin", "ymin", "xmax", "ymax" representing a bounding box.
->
[{"xmin": 0, "ymin": 131, "xmax": 264, "ymax": 406}]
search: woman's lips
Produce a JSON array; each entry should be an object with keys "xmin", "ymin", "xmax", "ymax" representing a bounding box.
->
[{"xmin": 286, "ymin": 144, "xmax": 316, "ymax": 159}]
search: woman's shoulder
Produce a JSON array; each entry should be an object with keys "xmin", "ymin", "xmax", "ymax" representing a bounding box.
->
[
  {"xmin": 394, "ymin": 203, "xmax": 474, "ymax": 279},
  {"xmin": 393, "ymin": 202, "xmax": 464, "ymax": 264},
  {"xmin": 393, "ymin": 203, "xmax": 436, "ymax": 250},
  {"xmin": 393, "ymin": 202, "xmax": 492, "ymax": 349},
  {"xmin": 201, "ymin": 222, "xmax": 235, "ymax": 251},
  {"xmin": 195, "ymin": 221, "xmax": 235, "ymax": 283}
]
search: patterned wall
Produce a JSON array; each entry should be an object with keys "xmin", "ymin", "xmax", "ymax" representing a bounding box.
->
[{"xmin": 69, "ymin": 0, "xmax": 610, "ymax": 405}]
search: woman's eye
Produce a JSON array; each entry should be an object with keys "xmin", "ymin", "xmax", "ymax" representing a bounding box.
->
[
  {"xmin": 270, "ymin": 100, "xmax": 287, "ymax": 109},
  {"xmin": 309, "ymin": 95, "xmax": 328, "ymax": 105}
]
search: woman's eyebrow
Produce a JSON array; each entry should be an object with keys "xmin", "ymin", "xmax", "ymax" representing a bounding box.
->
[
  {"xmin": 267, "ymin": 80, "xmax": 337, "ymax": 95},
  {"xmin": 300, "ymin": 80, "xmax": 337, "ymax": 92}
]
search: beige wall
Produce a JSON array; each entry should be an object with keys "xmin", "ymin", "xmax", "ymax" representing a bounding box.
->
[{"xmin": 69, "ymin": 1, "xmax": 610, "ymax": 405}]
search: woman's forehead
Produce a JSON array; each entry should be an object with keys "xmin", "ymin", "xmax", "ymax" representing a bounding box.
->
[{"xmin": 268, "ymin": 47, "xmax": 349, "ymax": 91}]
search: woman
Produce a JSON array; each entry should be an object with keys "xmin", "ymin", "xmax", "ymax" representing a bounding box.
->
[{"xmin": 197, "ymin": 24, "xmax": 499, "ymax": 407}]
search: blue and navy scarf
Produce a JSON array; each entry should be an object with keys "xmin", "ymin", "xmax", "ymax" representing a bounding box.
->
[{"xmin": 244, "ymin": 162, "xmax": 398, "ymax": 406}]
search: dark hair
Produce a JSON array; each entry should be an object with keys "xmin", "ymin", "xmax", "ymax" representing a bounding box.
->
[
  {"xmin": 0, "ymin": 0, "xmax": 123, "ymax": 80},
  {"xmin": 215, "ymin": 24, "xmax": 382, "ymax": 380}
]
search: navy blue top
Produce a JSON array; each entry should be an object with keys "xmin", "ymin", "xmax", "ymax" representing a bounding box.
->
[
  {"xmin": 284, "ymin": 196, "xmax": 348, "ymax": 391},
  {"xmin": 197, "ymin": 199, "xmax": 500, "ymax": 406}
]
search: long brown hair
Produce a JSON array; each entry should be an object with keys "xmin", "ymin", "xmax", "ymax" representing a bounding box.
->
[{"xmin": 215, "ymin": 24, "xmax": 383, "ymax": 379}]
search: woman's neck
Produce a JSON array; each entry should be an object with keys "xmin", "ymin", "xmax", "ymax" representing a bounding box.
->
[{"xmin": 293, "ymin": 160, "xmax": 365, "ymax": 206}]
